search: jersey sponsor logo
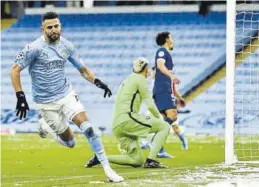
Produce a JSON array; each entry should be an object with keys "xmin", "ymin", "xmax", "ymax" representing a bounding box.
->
[
  {"xmin": 45, "ymin": 60, "xmax": 65, "ymax": 71},
  {"xmin": 158, "ymin": 51, "xmax": 164, "ymax": 57}
]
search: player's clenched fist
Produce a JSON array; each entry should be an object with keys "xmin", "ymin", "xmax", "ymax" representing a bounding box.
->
[
  {"xmin": 16, "ymin": 91, "xmax": 30, "ymax": 120},
  {"xmin": 94, "ymin": 78, "xmax": 112, "ymax": 98},
  {"xmin": 170, "ymin": 74, "xmax": 181, "ymax": 84},
  {"xmin": 178, "ymin": 98, "xmax": 186, "ymax": 108}
]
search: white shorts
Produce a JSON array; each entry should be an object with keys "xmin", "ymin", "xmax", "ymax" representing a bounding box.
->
[{"xmin": 35, "ymin": 90, "xmax": 85, "ymax": 134}]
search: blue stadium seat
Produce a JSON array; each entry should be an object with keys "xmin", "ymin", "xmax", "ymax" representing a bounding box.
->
[{"xmin": 1, "ymin": 12, "xmax": 236, "ymax": 131}]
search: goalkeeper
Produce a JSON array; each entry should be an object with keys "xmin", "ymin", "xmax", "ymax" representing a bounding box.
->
[{"xmin": 86, "ymin": 57, "xmax": 171, "ymax": 168}]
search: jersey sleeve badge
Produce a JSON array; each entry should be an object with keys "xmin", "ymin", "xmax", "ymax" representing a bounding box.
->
[
  {"xmin": 158, "ymin": 51, "xmax": 165, "ymax": 57},
  {"xmin": 16, "ymin": 52, "xmax": 24, "ymax": 60}
]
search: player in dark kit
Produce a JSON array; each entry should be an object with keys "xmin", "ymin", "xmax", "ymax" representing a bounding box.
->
[{"xmin": 153, "ymin": 32, "xmax": 188, "ymax": 157}]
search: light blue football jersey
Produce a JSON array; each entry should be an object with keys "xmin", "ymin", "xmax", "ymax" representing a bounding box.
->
[{"xmin": 15, "ymin": 36, "xmax": 84, "ymax": 103}]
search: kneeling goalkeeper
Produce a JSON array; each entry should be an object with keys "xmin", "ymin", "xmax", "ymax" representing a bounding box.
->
[{"xmin": 86, "ymin": 57, "xmax": 170, "ymax": 168}]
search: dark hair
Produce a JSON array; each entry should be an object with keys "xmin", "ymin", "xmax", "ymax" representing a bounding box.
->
[
  {"xmin": 42, "ymin": 11, "xmax": 59, "ymax": 22},
  {"xmin": 156, "ymin": 31, "xmax": 170, "ymax": 46}
]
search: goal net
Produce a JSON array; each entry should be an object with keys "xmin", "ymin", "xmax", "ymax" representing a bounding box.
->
[{"xmin": 226, "ymin": 0, "xmax": 259, "ymax": 164}]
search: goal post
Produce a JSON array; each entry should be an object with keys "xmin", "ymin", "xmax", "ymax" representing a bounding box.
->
[
  {"xmin": 225, "ymin": 0, "xmax": 236, "ymax": 165},
  {"xmin": 225, "ymin": 0, "xmax": 259, "ymax": 164}
]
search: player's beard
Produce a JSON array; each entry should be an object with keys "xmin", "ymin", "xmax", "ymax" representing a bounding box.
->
[
  {"xmin": 47, "ymin": 32, "xmax": 60, "ymax": 43},
  {"xmin": 169, "ymin": 42, "xmax": 174, "ymax": 50}
]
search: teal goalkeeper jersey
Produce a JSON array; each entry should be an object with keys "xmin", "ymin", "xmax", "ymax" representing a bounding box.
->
[{"xmin": 112, "ymin": 73, "xmax": 160, "ymax": 128}]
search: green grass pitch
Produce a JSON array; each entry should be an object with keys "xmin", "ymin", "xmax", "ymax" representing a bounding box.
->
[{"xmin": 1, "ymin": 134, "xmax": 258, "ymax": 186}]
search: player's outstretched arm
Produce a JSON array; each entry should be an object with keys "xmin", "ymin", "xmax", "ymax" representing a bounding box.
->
[
  {"xmin": 10, "ymin": 64, "xmax": 30, "ymax": 119},
  {"xmin": 157, "ymin": 59, "xmax": 180, "ymax": 84},
  {"xmin": 79, "ymin": 66, "xmax": 96, "ymax": 83},
  {"xmin": 79, "ymin": 66, "xmax": 112, "ymax": 98},
  {"xmin": 67, "ymin": 44, "xmax": 112, "ymax": 98}
]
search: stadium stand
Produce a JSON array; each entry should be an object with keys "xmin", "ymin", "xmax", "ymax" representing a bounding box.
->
[
  {"xmin": 184, "ymin": 12, "xmax": 259, "ymax": 134},
  {"xmin": 1, "ymin": 11, "xmax": 227, "ymax": 133}
]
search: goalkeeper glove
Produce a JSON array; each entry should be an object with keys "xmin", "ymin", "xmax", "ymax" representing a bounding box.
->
[
  {"xmin": 94, "ymin": 78, "xmax": 112, "ymax": 98},
  {"xmin": 16, "ymin": 91, "xmax": 30, "ymax": 120}
]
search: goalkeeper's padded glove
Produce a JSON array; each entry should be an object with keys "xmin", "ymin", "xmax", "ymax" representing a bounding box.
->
[
  {"xmin": 94, "ymin": 78, "xmax": 112, "ymax": 98},
  {"xmin": 16, "ymin": 91, "xmax": 30, "ymax": 120}
]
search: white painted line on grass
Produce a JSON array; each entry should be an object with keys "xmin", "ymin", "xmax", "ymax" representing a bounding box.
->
[{"xmin": 1, "ymin": 169, "xmax": 172, "ymax": 185}]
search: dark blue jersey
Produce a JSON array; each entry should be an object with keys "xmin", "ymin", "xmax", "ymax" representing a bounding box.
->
[{"xmin": 153, "ymin": 47, "xmax": 174, "ymax": 95}]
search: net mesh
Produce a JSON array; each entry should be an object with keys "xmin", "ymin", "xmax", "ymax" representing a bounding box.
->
[{"xmin": 234, "ymin": 0, "xmax": 259, "ymax": 161}]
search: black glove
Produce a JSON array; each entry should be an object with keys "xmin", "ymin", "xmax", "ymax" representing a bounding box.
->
[
  {"xmin": 16, "ymin": 91, "xmax": 30, "ymax": 120},
  {"xmin": 94, "ymin": 78, "xmax": 112, "ymax": 98}
]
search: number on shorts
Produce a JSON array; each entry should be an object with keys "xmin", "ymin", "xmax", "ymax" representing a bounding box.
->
[{"xmin": 74, "ymin": 94, "xmax": 79, "ymax": 102}]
